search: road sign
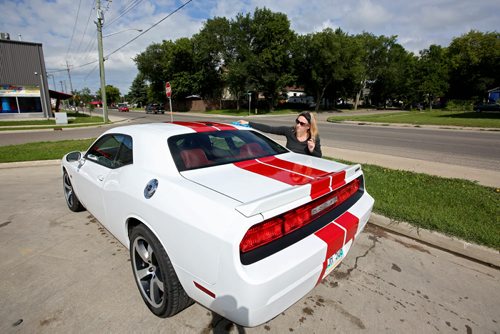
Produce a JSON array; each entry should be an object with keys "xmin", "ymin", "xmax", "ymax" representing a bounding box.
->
[{"xmin": 165, "ymin": 82, "xmax": 172, "ymax": 98}]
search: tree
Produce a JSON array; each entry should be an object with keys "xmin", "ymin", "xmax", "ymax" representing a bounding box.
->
[
  {"xmin": 192, "ymin": 17, "xmax": 229, "ymax": 100},
  {"xmin": 135, "ymin": 38, "xmax": 200, "ymax": 102},
  {"xmin": 73, "ymin": 87, "xmax": 93, "ymax": 107},
  {"xmin": 248, "ymin": 8, "xmax": 295, "ymax": 110},
  {"xmin": 415, "ymin": 45, "xmax": 449, "ymax": 110},
  {"xmin": 224, "ymin": 13, "xmax": 255, "ymax": 110},
  {"xmin": 95, "ymin": 85, "xmax": 121, "ymax": 106},
  {"xmin": 294, "ymin": 28, "xmax": 362, "ymax": 110},
  {"xmin": 126, "ymin": 73, "xmax": 148, "ymax": 107},
  {"xmin": 353, "ymin": 33, "xmax": 395, "ymax": 109},
  {"xmin": 369, "ymin": 42, "xmax": 415, "ymax": 108},
  {"xmin": 447, "ymin": 30, "xmax": 500, "ymax": 101},
  {"xmin": 134, "ymin": 42, "xmax": 170, "ymax": 103}
]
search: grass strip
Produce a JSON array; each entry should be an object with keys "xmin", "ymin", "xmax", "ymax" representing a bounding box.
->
[
  {"xmin": 361, "ymin": 163, "xmax": 499, "ymax": 250},
  {"xmin": 0, "ymin": 113, "xmax": 103, "ymax": 127},
  {"xmin": 1, "ymin": 139, "xmax": 498, "ymax": 249},
  {"xmin": 0, "ymin": 138, "xmax": 95, "ymax": 163},
  {"xmin": 327, "ymin": 110, "xmax": 500, "ymax": 128}
]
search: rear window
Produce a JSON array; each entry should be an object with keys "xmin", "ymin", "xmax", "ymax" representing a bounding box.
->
[{"xmin": 168, "ymin": 130, "xmax": 288, "ymax": 171}]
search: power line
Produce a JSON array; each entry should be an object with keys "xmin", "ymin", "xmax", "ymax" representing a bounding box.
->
[
  {"xmin": 66, "ymin": 0, "xmax": 83, "ymax": 60},
  {"xmin": 49, "ymin": 0, "xmax": 193, "ymax": 74},
  {"xmin": 106, "ymin": 0, "xmax": 144, "ymax": 28},
  {"xmin": 106, "ymin": 0, "xmax": 193, "ymax": 59},
  {"xmin": 75, "ymin": 0, "xmax": 96, "ymax": 55}
]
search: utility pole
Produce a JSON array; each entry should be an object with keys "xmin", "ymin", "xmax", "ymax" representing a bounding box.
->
[
  {"xmin": 65, "ymin": 61, "xmax": 74, "ymax": 94},
  {"xmin": 66, "ymin": 60, "xmax": 75, "ymax": 107},
  {"xmin": 95, "ymin": 0, "xmax": 108, "ymax": 123}
]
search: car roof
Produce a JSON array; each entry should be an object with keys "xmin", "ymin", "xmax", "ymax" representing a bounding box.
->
[
  {"xmin": 102, "ymin": 122, "xmax": 250, "ymax": 171},
  {"xmin": 106, "ymin": 122, "xmax": 246, "ymax": 138}
]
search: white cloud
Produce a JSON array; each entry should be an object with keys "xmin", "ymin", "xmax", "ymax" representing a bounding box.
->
[{"xmin": 1, "ymin": 0, "xmax": 499, "ymax": 95}]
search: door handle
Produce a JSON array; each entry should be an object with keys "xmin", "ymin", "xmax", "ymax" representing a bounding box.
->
[{"xmin": 97, "ymin": 175, "xmax": 105, "ymax": 182}]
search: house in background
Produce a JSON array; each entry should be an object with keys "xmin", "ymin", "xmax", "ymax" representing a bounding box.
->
[
  {"xmin": 0, "ymin": 33, "xmax": 51, "ymax": 118},
  {"xmin": 487, "ymin": 87, "xmax": 499, "ymax": 103}
]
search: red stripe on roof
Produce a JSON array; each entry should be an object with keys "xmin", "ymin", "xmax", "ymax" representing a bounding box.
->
[{"xmin": 172, "ymin": 121, "xmax": 236, "ymax": 132}]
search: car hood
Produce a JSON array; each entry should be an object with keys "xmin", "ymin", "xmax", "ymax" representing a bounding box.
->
[{"xmin": 180, "ymin": 153, "xmax": 358, "ymax": 217}]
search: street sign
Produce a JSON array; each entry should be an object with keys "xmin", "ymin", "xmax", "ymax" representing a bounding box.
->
[{"xmin": 165, "ymin": 82, "xmax": 172, "ymax": 98}]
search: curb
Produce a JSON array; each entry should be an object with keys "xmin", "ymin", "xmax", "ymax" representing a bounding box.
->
[
  {"xmin": 1, "ymin": 159, "xmax": 498, "ymax": 268},
  {"xmin": 0, "ymin": 159, "xmax": 61, "ymax": 169},
  {"xmin": 369, "ymin": 213, "xmax": 500, "ymax": 268}
]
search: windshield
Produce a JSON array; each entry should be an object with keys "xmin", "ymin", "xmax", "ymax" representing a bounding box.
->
[{"xmin": 168, "ymin": 130, "xmax": 288, "ymax": 171}]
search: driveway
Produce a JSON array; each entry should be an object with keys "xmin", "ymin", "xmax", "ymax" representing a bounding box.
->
[{"xmin": 0, "ymin": 164, "xmax": 498, "ymax": 333}]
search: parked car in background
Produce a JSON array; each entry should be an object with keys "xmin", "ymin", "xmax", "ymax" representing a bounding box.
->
[
  {"xmin": 474, "ymin": 103, "xmax": 500, "ymax": 112},
  {"xmin": 145, "ymin": 103, "xmax": 165, "ymax": 114},
  {"xmin": 61, "ymin": 121, "xmax": 374, "ymax": 327},
  {"xmin": 118, "ymin": 103, "xmax": 129, "ymax": 112}
]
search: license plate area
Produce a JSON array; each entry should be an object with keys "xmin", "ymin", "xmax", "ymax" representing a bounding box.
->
[{"xmin": 324, "ymin": 248, "xmax": 344, "ymax": 277}]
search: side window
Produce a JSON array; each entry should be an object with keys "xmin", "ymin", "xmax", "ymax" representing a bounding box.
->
[
  {"xmin": 114, "ymin": 135, "xmax": 133, "ymax": 167},
  {"xmin": 85, "ymin": 134, "xmax": 133, "ymax": 169}
]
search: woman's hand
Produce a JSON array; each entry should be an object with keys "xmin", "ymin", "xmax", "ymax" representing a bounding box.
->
[
  {"xmin": 237, "ymin": 120, "xmax": 249, "ymax": 125},
  {"xmin": 307, "ymin": 138, "xmax": 315, "ymax": 152}
]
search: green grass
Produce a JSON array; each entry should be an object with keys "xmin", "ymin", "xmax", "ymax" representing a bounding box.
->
[
  {"xmin": 328, "ymin": 110, "xmax": 500, "ymax": 128},
  {"xmin": 0, "ymin": 138, "xmax": 95, "ymax": 162},
  {"xmin": 0, "ymin": 112, "xmax": 104, "ymax": 129},
  {"xmin": 1, "ymin": 139, "xmax": 498, "ymax": 250},
  {"xmin": 361, "ymin": 163, "xmax": 500, "ymax": 250}
]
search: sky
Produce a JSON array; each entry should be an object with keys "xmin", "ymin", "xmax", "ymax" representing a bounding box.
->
[{"xmin": 1, "ymin": 0, "xmax": 499, "ymax": 96}]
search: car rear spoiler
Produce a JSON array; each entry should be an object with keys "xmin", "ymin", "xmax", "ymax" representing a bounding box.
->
[{"xmin": 235, "ymin": 164, "xmax": 362, "ymax": 217}]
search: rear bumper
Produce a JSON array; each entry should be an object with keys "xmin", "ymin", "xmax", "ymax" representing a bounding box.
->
[{"xmin": 181, "ymin": 191, "xmax": 374, "ymax": 327}]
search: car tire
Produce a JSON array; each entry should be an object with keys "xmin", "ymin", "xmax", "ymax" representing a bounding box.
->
[
  {"xmin": 130, "ymin": 225, "xmax": 193, "ymax": 317},
  {"xmin": 63, "ymin": 170, "xmax": 85, "ymax": 212}
]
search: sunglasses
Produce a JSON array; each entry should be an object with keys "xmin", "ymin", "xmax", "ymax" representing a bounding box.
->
[{"xmin": 295, "ymin": 119, "xmax": 308, "ymax": 126}]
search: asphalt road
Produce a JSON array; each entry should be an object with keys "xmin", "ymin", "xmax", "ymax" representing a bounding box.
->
[
  {"xmin": 1, "ymin": 110, "xmax": 499, "ymax": 172},
  {"xmin": 0, "ymin": 164, "xmax": 498, "ymax": 333}
]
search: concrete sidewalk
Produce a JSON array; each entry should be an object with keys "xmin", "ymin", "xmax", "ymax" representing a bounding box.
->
[{"xmin": 1, "ymin": 159, "xmax": 498, "ymax": 268}]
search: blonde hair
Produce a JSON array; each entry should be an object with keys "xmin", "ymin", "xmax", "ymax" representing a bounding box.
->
[{"xmin": 298, "ymin": 111, "xmax": 319, "ymax": 140}]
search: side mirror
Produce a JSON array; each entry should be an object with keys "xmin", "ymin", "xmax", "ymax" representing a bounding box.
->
[{"xmin": 66, "ymin": 151, "xmax": 82, "ymax": 162}]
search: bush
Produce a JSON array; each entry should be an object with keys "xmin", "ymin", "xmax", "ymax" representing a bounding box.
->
[{"xmin": 444, "ymin": 99, "xmax": 474, "ymax": 111}]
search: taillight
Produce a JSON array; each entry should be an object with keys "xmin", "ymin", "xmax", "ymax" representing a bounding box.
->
[{"xmin": 240, "ymin": 178, "xmax": 360, "ymax": 253}]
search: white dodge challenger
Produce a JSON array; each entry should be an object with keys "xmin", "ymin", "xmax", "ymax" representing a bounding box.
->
[{"xmin": 61, "ymin": 121, "xmax": 374, "ymax": 327}]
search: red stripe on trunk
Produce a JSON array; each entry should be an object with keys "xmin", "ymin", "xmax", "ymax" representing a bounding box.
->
[
  {"xmin": 235, "ymin": 158, "xmax": 347, "ymax": 201},
  {"xmin": 259, "ymin": 156, "xmax": 330, "ymax": 178},
  {"xmin": 234, "ymin": 159, "xmax": 311, "ymax": 185}
]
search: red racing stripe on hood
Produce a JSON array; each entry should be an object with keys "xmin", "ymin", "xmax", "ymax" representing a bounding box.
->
[{"xmin": 172, "ymin": 121, "xmax": 237, "ymax": 132}]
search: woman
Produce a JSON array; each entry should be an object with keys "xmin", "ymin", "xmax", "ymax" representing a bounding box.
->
[{"xmin": 238, "ymin": 111, "xmax": 322, "ymax": 157}]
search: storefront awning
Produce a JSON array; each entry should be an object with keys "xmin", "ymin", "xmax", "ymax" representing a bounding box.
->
[
  {"xmin": 49, "ymin": 90, "xmax": 73, "ymax": 100},
  {"xmin": 49, "ymin": 90, "xmax": 73, "ymax": 114}
]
